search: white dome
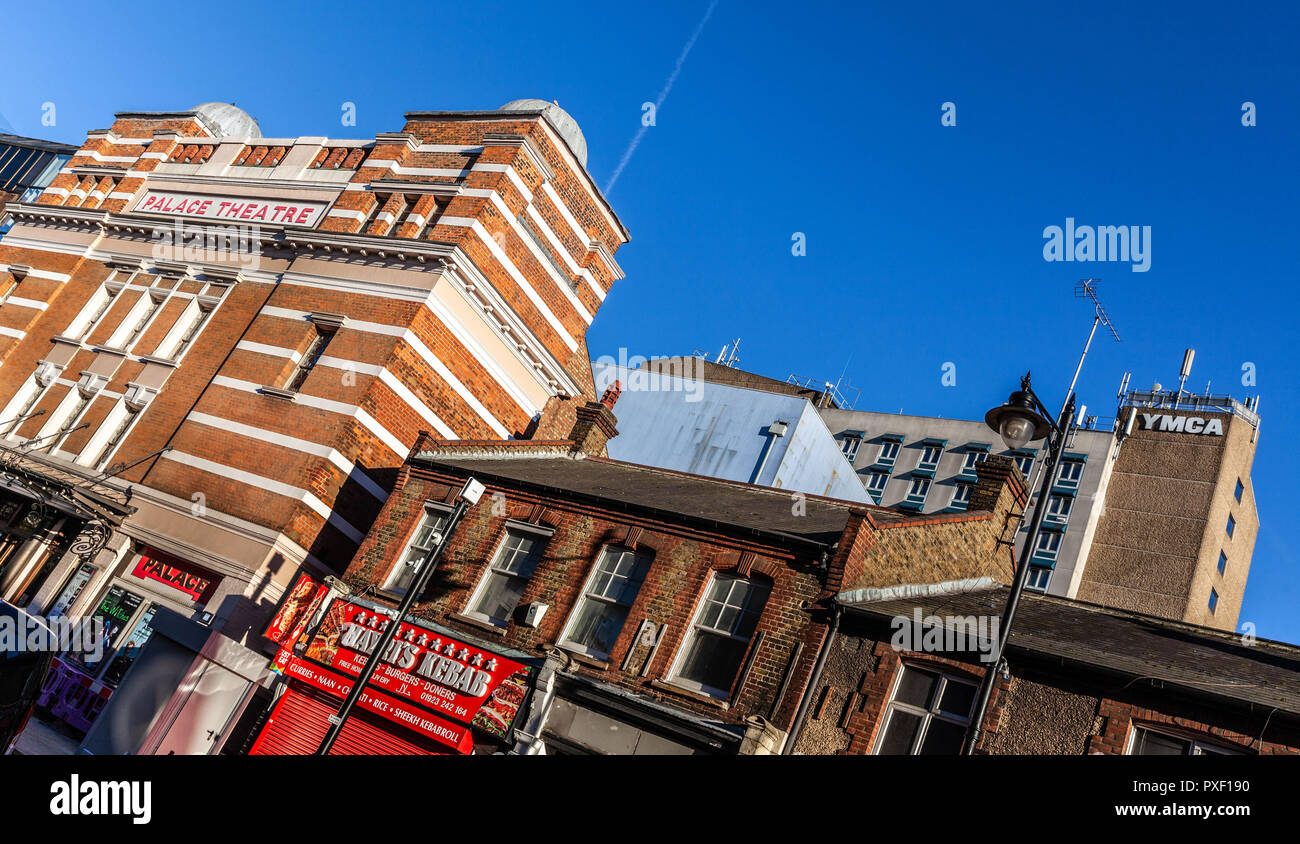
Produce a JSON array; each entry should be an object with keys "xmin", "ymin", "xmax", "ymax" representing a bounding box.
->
[
  {"xmin": 191, "ymin": 102, "xmax": 262, "ymax": 139},
  {"xmin": 499, "ymin": 99, "xmax": 587, "ymax": 168}
]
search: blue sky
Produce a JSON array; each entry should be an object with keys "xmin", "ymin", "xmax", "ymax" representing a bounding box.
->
[{"xmin": 5, "ymin": 1, "xmax": 1296, "ymax": 641}]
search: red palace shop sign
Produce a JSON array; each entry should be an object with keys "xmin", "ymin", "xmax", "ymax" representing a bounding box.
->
[
  {"xmin": 264, "ymin": 599, "xmax": 534, "ymax": 754},
  {"xmin": 131, "ymin": 552, "xmax": 215, "ymax": 602}
]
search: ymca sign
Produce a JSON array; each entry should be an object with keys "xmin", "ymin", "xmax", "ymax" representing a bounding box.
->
[{"xmin": 1138, "ymin": 413, "xmax": 1224, "ymax": 436}]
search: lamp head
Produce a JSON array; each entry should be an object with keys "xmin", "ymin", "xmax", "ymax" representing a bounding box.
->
[{"xmin": 985, "ymin": 389, "xmax": 1051, "ymax": 450}]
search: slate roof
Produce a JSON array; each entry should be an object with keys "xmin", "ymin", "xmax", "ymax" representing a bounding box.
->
[
  {"xmin": 842, "ymin": 585, "xmax": 1300, "ymax": 717},
  {"xmin": 424, "ymin": 453, "xmax": 903, "ymax": 547}
]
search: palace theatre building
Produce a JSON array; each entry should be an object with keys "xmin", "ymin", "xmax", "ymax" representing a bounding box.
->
[{"xmin": 0, "ymin": 98, "xmax": 628, "ymax": 753}]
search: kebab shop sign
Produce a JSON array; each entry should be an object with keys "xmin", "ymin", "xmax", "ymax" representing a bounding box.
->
[
  {"xmin": 134, "ymin": 189, "xmax": 330, "ymax": 227},
  {"xmin": 303, "ymin": 601, "xmax": 534, "ymax": 739}
]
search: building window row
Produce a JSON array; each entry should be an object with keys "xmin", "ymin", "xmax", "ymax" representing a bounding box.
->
[
  {"xmin": 841, "ymin": 432, "xmax": 1084, "ymax": 515},
  {"xmin": 0, "ymin": 373, "xmax": 148, "ymax": 471},
  {"xmin": 65, "ymin": 268, "xmax": 224, "ymax": 361},
  {"xmin": 385, "ymin": 510, "xmax": 771, "ymax": 701}
]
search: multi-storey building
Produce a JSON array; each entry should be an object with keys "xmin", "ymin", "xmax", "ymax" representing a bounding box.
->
[
  {"xmin": 819, "ymin": 407, "xmax": 1116, "ymax": 600},
  {"xmin": 0, "ymin": 97, "xmax": 628, "ymax": 752},
  {"xmin": 819, "ymin": 380, "xmax": 1260, "ymax": 632},
  {"xmin": 1080, "ymin": 390, "xmax": 1259, "ymax": 629}
]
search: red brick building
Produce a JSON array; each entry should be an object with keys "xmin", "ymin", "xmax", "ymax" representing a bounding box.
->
[
  {"xmin": 248, "ymin": 403, "xmax": 1026, "ymax": 754},
  {"xmin": 789, "ymin": 584, "xmax": 1300, "ymax": 755},
  {"xmin": 0, "ymin": 98, "xmax": 628, "ymax": 752}
]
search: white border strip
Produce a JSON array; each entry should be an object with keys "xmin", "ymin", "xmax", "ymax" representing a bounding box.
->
[
  {"xmin": 161, "ymin": 449, "xmax": 365, "ymax": 543},
  {"xmin": 186, "ymin": 411, "xmax": 387, "ymax": 502}
]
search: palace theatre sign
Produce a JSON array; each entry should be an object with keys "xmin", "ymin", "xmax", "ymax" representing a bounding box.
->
[
  {"xmin": 251, "ymin": 597, "xmax": 535, "ymax": 755},
  {"xmin": 134, "ymin": 189, "xmax": 331, "ymax": 227}
]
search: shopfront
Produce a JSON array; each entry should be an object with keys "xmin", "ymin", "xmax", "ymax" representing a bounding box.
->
[
  {"xmin": 251, "ymin": 594, "xmax": 538, "ymax": 755},
  {"xmin": 37, "ymin": 546, "xmax": 221, "ymax": 736}
]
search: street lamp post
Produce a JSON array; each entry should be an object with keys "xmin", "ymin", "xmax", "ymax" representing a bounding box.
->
[
  {"xmin": 962, "ymin": 374, "xmax": 1076, "ymax": 754},
  {"xmin": 314, "ymin": 476, "xmax": 485, "ymax": 756},
  {"xmin": 961, "ymin": 280, "xmax": 1119, "ymax": 755}
]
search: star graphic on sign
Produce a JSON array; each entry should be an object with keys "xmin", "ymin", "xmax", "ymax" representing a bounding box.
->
[
  {"xmin": 418, "ymin": 634, "xmax": 430, "ymax": 647},
  {"xmin": 485, "ymin": 659, "xmax": 498, "ymax": 672},
  {"xmin": 444, "ymin": 642, "xmax": 457, "ymax": 656},
  {"xmin": 469, "ymin": 653, "xmax": 484, "ymax": 667},
  {"xmin": 456, "ymin": 648, "xmax": 470, "ymax": 661},
  {"xmin": 429, "ymin": 638, "xmax": 442, "ymax": 651}
]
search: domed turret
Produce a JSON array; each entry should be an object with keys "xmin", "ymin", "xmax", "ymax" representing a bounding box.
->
[
  {"xmin": 190, "ymin": 102, "xmax": 262, "ymax": 139},
  {"xmin": 499, "ymin": 99, "xmax": 587, "ymax": 168}
]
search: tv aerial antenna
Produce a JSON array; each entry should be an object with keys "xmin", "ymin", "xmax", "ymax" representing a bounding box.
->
[{"xmin": 1075, "ymin": 278, "xmax": 1121, "ymax": 343}]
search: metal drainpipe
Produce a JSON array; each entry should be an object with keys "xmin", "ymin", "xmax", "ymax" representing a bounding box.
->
[{"xmin": 783, "ymin": 602, "xmax": 841, "ymax": 754}]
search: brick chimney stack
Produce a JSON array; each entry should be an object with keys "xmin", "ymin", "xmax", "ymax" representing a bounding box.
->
[
  {"xmin": 969, "ymin": 454, "xmax": 1028, "ymax": 514},
  {"xmin": 569, "ymin": 380, "xmax": 621, "ymax": 456}
]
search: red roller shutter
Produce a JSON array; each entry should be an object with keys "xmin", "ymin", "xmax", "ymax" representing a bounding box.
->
[{"xmin": 249, "ymin": 685, "xmax": 443, "ymax": 756}]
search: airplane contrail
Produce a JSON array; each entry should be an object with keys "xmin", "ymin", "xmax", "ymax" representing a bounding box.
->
[{"xmin": 604, "ymin": 0, "xmax": 719, "ymax": 195}]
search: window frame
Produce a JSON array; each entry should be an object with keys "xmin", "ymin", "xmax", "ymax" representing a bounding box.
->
[
  {"xmin": 78, "ymin": 398, "xmax": 141, "ymax": 470},
  {"xmin": 38, "ymin": 388, "xmax": 93, "ymax": 455},
  {"xmin": 1025, "ymin": 566, "xmax": 1052, "ymax": 592},
  {"xmin": 286, "ymin": 325, "xmax": 336, "ymax": 393},
  {"xmin": 960, "ymin": 450, "xmax": 988, "ymax": 475},
  {"xmin": 2, "ymin": 375, "xmax": 50, "ymax": 437},
  {"xmin": 1032, "ymin": 529, "xmax": 1062, "ymax": 561},
  {"xmin": 873, "ymin": 664, "xmax": 977, "ymax": 755},
  {"xmin": 1056, "ymin": 459, "xmax": 1084, "ymax": 489},
  {"xmin": 557, "ymin": 545, "xmax": 652, "ymax": 660},
  {"xmin": 865, "ymin": 470, "xmax": 889, "ymax": 502},
  {"xmin": 381, "ymin": 503, "xmax": 453, "ymax": 598},
  {"xmin": 1045, "ymin": 493, "xmax": 1074, "ymax": 524},
  {"xmin": 463, "ymin": 523, "xmax": 551, "ymax": 628},
  {"xmin": 666, "ymin": 572, "xmax": 771, "ymax": 700},
  {"xmin": 1010, "ymin": 451, "xmax": 1035, "ymax": 480},
  {"xmin": 917, "ymin": 444, "xmax": 943, "ymax": 472},
  {"xmin": 876, "ymin": 440, "xmax": 901, "ymax": 466},
  {"xmin": 1126, "ymin": 725, "xmax": 1243, "ymax": 756}
]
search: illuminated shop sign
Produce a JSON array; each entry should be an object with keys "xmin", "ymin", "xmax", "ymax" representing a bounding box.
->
[
  {"xmin": 131, "ymin": 553, "xmax": 215, "ymax": 601},
  {"xmin": 264, "ymin": 573, "xmax": 329, "ymax": 646},
  {"xmin": 296, "ymin": 600, "xmax": 533, "ymax": 740}
]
